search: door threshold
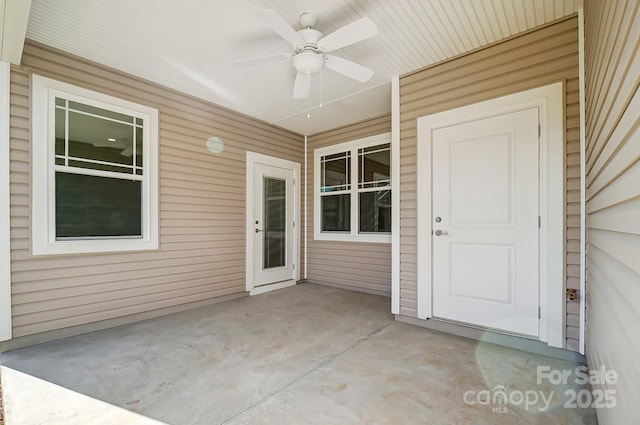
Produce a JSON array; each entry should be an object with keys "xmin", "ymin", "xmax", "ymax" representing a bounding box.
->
[
  {"xmin": 396, "ymin": 315, "xmax": 585, "ymax": 363},
  {"xmin": 249, "ymin": 279, "xmax": 296, "ymax": 296}
]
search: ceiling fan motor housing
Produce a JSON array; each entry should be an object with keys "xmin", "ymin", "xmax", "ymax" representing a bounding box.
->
[{"xmin": 293, "ymin": 27, "xmax": 325, "ymax": 74}]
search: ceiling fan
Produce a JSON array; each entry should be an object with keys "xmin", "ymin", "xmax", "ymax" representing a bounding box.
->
[{"xmin": 249, "ymin": 10, "xmax": 378, "ymax": 99}]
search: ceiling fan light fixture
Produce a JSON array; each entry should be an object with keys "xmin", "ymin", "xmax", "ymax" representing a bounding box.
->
[{"xmin": 292, "ymin": 51, "xmax": 324, "ymax": 75}]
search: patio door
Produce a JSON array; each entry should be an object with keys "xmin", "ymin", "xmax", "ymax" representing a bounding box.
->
[
  {"xmin": 246, "ymin": 152, "xmax": 299, "ymax": 294},
  {"xmin": 431, "ymin": 107, "xmax": 540, "ymax": 337}
]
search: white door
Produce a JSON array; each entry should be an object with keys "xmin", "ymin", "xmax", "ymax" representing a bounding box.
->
[
  {"xmin": 431, "ymin": 107, "xmax": 540, "ymax": 337},
  {"xmin": 252, "ymin": 162, "xmax": 295, "ymax": 287}
]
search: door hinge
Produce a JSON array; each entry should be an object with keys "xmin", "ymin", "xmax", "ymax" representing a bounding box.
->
[
  {"xmin": 293, "ymin": 264, "xmax": 296, "ymax": 270},
  {"xmin": 293, "ymin": 221, "xmax": 295, "ymax": 228},
  {"xmin": 538, "ymin": 306, "xmax": 541, "ymax": 319},
  {"xmin": 293, "ymin": 179, "xmax": 296, "ymax": 185},
  {"xmin": 538, "ymin": 216, "xmax": 541, "ymax": 228},
  {"xmin": 538, "ymin": 124, "xmax": 541, "ymax": 139}
]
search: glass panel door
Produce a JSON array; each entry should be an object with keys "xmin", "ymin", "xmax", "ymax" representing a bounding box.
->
[
  {"xmin": 252, "ymin": 160, "xmax": 295, "ymax": 288},
  {"xmin": 263, "ymin": 177, "xmax": 286, "ymax": 269}
]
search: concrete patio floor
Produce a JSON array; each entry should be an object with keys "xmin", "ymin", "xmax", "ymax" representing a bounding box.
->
[{"xmin": 1, "ymin": 284, "xmax": 597, "ymax": 424}]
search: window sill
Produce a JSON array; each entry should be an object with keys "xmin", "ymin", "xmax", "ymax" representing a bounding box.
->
[
  {"xmin": 314, "ymin": 232, "xmax": 391, "ymax": 244},
  {"xmin": 32, "ymin": 238, "xmax": 159, "ymax": 256}
]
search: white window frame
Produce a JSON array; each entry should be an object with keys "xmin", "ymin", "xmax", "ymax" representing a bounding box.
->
[
  {"xmin": 31, "ymin": 74, "xmax": 159, "ymax": 255},
  {"xmin": 314, "ymin": 132, "xmax": 391, "ymax": 244}
]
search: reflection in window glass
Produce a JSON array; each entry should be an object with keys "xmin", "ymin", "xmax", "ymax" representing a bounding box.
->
[
  {"xmin": 322, "ymin": 194, "xmax": 350, "ymax": 232},
  {"xmin": 55, "ymin": 106, "xmax": 65, "ymax": 158},
  {"xmin": 359, "ymin": 190, "xmax": 391, "ymax": 233},
  {"xmin": 68, "ymin": 111, "xmax": 134, "ymax": 166},
  {"xmin": 55, "ymin": 172, "xmax": 142, "ymax": 238},
  {"xmin": 69, "ymin": 100, "xmax": 134, "ymax": 123},
  {"xmin": 321, "ymin": 151, "xmax": 350, "ymax": 192},
  {"xmin": 359, "ymin": 143, "xmax": 390, "ymax": 189},
  {"xmin": 55, "ymin": 98, "xmax": 143, "ymax": 176},
  {"xmin": 263, "ymin": 177, "xmax": 286, "ymax": 269}
]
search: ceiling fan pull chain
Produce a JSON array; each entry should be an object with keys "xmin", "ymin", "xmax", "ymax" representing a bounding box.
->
[{"xmin": 307, "ymin": 95, "xmax": 311, "ymax": 119}]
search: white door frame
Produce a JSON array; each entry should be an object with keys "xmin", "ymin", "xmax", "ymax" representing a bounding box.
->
[
  {"xmin": 0, "ymin": 61, "xmax": 12, "ymax": 341},
  {"xmin": 416, "ymin": 82, "xmax": 565, "ymax": 348},
  {"xmin": 245, "ymin": 151, "xmax": 300, "ymax": 295}
]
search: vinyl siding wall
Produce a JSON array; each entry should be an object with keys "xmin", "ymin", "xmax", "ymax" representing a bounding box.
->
[
  {"xmin": 8, "ymin": 41, "xmax": 303, "ymax": 339},
  {"xmin": 584, "ymin": 1, "xmax": 640, "ymax": 424},
  {"xmin": 398, "ymin": 16, "xmax": 581, "ymax": 349},
  {"xmin": 306, "ymin": 115, "xmax": 392, "ymax": 295}
]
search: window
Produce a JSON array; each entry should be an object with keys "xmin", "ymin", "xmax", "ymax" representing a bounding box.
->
[
  {"xmin": 314, "ymin": 133, "xmax": 391, "ymax": 243},
  {"xmin": 32, "ymin": 75, "xmax": 159, "ymax": 255}
]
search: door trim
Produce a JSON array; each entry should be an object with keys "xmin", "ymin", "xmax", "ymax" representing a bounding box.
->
[
  {"xmin": 416, "ymin": 82, "xmax": 564, "ymax": 348},
  {"xmin": 245, "ymin": 151, "xmax": 301, "ymax": 294}
]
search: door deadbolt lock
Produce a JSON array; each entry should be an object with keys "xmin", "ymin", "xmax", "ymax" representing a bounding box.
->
[{"xmin": 435, "ymin": 217, "xmax": 442, "ymax": 223}]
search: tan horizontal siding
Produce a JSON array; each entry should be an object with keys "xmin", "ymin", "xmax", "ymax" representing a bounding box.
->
[
  {"xmin": 565, "ymin": 76, "xmax": 581, "ymax": 350},
  {"xmin": 584, "ymin": 1, "xmax": 640, "ymax": 423},
  {"xmin": 9, "ymin": 41, "xmax": 303, "ymax": 338},
  {"xmin": 306, "ymin": 115, "xmax": 392, "ymax": 295},
  {"xmin": 398, "ymin": 16, "xmax": 580, "ymax": 347}
]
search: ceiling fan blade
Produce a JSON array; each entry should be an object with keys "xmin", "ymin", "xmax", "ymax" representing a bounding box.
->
[
  {"xmin": 233, "ymin": 52, "xmax": 293, "ymax": 64},
  {"xmin": 293, "ymin": 72, "xmax": 311, "ymax": 99},
  {"xmin": 324, "ymin": 55, "xmax": 374, "ymax": 83},
  {"xmin": 255, "ymin": 9, "xmax": 303, "ymax": 46},
  {"xmin": 317, "ymin": 17, "xmax": 378, "ymax": 52}
]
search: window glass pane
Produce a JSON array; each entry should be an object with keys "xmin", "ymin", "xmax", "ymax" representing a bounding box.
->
[
  {"xmin": 135, "ymin": 126, "xmax": 143, "ymax": 170},
  {"xmin": 55, "ymin": 97, "xmax": 65, "ymax": 107},
  {"xmin": 263, "ymin": 177, "xmax": 286, "ymax": 269},
  {"xmin": 359, "ymin": 143, "xmax": 390, "ymax": 188},
  {"xmin": 69, "ymin": 100, "xmax": 134, "ymax": 124},
  {"xmin": 359, "ymin": 190, "xmax": 391, "ymax": 233},
  {"xmin": 55, "ymin": 107, "xmax": 65, "ymax": 157},
  {"xmin": 55, "ymin": 172, "xmax": 142, "ymax": 238},
  {"xmin": 321, "ymin": 151, "xmax": 350, "ymax": 192},
  {"xmin": 321, "ymin": 194, "xmax": 350, "ymax": 232},
  {"xmin": 68, "ymin": 111, "xmax": 135, "ymax": 169}
]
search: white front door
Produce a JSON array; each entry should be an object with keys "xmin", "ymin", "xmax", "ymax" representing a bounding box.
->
[
  {"xmin": 251, "ymin": 161, "xmax": 296, "ymax": 287},
  {"xmin": 431, "ymin": 107, "xmax": 540, "ymax": 337}
]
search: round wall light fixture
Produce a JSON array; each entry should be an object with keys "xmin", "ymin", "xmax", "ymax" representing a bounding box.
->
[{"xmin": 206, "ymin": 136, "xmax": 224, "ymax": 154}]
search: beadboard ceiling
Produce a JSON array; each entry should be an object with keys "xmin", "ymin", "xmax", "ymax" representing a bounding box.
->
[{"xmin": 26, "ymin": 0, "xmax": 578, "ymax": 136}]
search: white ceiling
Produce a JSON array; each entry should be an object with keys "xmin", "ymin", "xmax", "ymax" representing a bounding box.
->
[{"xmin": 26, "ymin": 0, "xmax": 578, "ymax": 136}]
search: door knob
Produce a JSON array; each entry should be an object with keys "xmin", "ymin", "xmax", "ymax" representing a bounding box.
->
[
  {"xmin": 255, "ymin": 228, "xmax": 263, "ymax": 233},
  {"xmin": 434, "ymin": 229, "xmax": 449, "ymax": 236}
]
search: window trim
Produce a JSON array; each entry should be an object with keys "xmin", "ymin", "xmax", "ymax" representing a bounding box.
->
[
  {"xmin": 31, "ymin": 74, "xmax": 159, "ymax": 255},
  {"xmin": 314, "ymin": 133, "xmax": 391, "ymax": 244}
]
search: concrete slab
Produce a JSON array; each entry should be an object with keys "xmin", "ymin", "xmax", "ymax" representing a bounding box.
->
[
  {"xmin": 1, "ymin": 366, "xmax": 163, "ymax": 425},
  {"xmin": 0, "ymin": 284, "xmax": 597, "ymax": 424}
]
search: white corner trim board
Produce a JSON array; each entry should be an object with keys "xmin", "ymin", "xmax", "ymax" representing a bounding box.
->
[
  {"xmin": 0, "ymin": 61, "xmax": 12, "ymax": 341},
  {"xmin": 391, "ymin": 76, "xmax": 401, "ymax": 315},
  {"xmin": 416, "ymin": 82, "xmax": 565, "ymax": 349},
  {"xmin": 577, "ymin": 5, "xmax": 587, "ymax": 356}
]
